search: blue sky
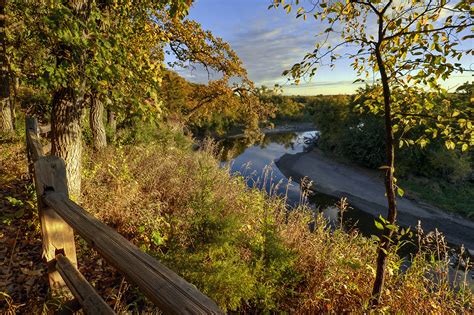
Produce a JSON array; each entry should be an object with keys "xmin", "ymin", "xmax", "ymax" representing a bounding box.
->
[{"xmin": 168, "ymin": 0, "xmax": 473, "ymax": 95}]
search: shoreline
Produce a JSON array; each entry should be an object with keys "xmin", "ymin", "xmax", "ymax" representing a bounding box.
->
[
  {"xmin": 276, "ymin": 148, "xmax": 474, "ymax": 252},
  {"xmin": 226, "ymin": 123, "xmax": 316, "ymax": 139}
]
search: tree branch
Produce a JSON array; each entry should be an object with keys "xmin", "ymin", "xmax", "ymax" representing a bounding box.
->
[{"xmin": 384, "ymin": 22, "xmax": 474, "ymax": 41}]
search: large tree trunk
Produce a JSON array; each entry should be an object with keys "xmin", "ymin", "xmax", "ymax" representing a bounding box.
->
[
  {"xmin": 51, "ymin": 88, "xmax": 84, "ymax": 200},
  {"xmin": 48, "ymin": 1, "xmax": 89, "ymax": 200},
  {"xmin": 0, "ymin": 0, "xmax": 13, "ymax": 133},
  {"xmin": 371, "ymin": 46, "xmax": 397, "ymax": 306},
  {"xmin": 90, "ymin": 95, "xmax": 107, "ymax": 150}
]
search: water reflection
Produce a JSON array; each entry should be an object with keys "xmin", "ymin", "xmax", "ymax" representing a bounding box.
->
[
  {"xmin": 220, "ymin": 132, "xmax": 307, "ymax": 162},
  {"xmin": 219, "ymin": 131, "xmax": 377, "ymax": 236}
]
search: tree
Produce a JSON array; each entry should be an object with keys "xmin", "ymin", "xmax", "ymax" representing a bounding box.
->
[
  {"xmin": 160, "ymin": 17, "xmax": 273, "ymax": 135},
  {"xmin": 0, "ymin": 0, "xmax": 13, "ymax": 132},
  {"xmin": 11, "ymin": 0, "xmax": 269, "ymax": 197},
  {"xmin": 257, "ymin": 85, "xmax": 304, "ymax": 122},
  {"xmin": 10, "ymin": 0, "xmax": 193, "ymax": 198},
  {"xmin": 161, "ymin": 70, "xmax": 273, "ymax": 136},
  {"xmin": 272, "ymin": 0, "xmax": 473, "ymax": 305}
]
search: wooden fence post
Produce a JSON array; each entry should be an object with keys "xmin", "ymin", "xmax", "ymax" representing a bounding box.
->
[{"xmin": 33, "ymin": 156, "xmax": 78, "ymax": 296}]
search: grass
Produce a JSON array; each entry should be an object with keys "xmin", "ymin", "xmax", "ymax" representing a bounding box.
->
[
  {"xmin": 401, "ymin": 177, "xmax": 474, "ymax": 219},
  {"xmin": 78, "ymin": 126, "xmax": 473, "ymax": 313}
]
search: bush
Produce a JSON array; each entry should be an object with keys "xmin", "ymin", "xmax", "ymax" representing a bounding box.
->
[{"xmin": 82, "ymin": 135, "xmax": 299, "ymax": 311}]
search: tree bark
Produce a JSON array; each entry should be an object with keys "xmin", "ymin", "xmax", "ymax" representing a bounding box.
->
[
  {"xmin": 371, "ymin": 45, "xmax": 397, "ymax": 306},
  {"xmin": 90, "ymin": 95, "xmax": 107, "ymax": 150},
  {"xmin": 51, "ymin": 88, "xmax": 84, "ymax": 201},
  {"xmin": 0, "ymin": 98, "xmax": 12, "ymax": 131},
  {"xmin": 0, "ymin": 0, "xmax": 13, "ymax": 133}
]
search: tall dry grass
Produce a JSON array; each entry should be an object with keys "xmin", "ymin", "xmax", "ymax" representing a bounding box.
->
[{"xmin": 81, "ymin": 131, "xmax": 473, "ymax": 313}]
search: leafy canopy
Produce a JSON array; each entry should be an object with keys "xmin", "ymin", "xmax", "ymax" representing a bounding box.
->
[{"xmin": 271, "ymin": 0, "xmax": 473, "ymax": 150}]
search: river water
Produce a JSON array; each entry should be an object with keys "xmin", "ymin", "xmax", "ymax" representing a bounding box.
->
[{"xmin": 220, "ymin": 130, "xmax": 379, "ymax": 235}]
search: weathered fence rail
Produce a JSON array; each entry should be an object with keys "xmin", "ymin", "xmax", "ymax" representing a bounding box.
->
[{"xmin": 25, "ymin": 116, "xmax": 222, "ymax": 314}]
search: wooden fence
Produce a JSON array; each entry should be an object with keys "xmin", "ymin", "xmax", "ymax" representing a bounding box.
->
[{"xmin": 25, "ymin": 117, "xmax": 222, "ymax": 314}]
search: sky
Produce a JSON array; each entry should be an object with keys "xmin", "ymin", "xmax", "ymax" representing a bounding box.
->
[{"xmin": 167, "ymin": 0, "xmax": 474, "ymax": 95}]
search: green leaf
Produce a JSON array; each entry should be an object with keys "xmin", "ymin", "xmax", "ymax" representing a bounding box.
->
[
  {"xmin": 151, "ymin": 231, "xmax": 165, "ymax": 246},
  {"xmin": 14, "ymin": 209, "xmax": 25, "ymax": 219},
  {"xmin": 397, "ymin": 187, "xmax": 404, "ymax": 197},
  {"xmin": 371, "ymin": 235, "xmax": 380, "ymax": 242},
  {"xmin": 445, "ymin": 140, "xmax": 455, "ymax": 150},
  {"xmin": 374, "ymin": 220, "xmax": 384, "ymax": 230},
  {"xmin": 5, "ymin": 196, "xmax": 23, "ymax": 207}
]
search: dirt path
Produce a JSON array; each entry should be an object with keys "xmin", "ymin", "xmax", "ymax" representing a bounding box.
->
[{"xmin": 276, "ymin": 149, "xmax": 474, "ymax": 253}]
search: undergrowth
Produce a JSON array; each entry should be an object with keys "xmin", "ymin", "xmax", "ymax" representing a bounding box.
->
[
  {"xmin": 400, "ymin": 177, "xmax": 474, "ymax": 219},
  {"xmin": 81, "ymin": 127, "xmax": 473, "ymax": 313}
]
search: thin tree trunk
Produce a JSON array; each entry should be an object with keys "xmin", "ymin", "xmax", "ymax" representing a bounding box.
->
[
  {"xmin": 9, "ymin": 72, "xmax": 19, "ymax": 129},
  {"xmin": 51, "ymin": 88, "xmax": 84, "ymax": 200},
  {"xmin": 90, "ymin": 95, "xmax": 107, "ymax": 150},
  {"xmin": 0, "ymin": 98, "xmax": 12, "ymax": 131},
  {"xmin": 371, "ymin": 45, "xmax": 397, "ymax": 306},
  {"xmin": 0, "ymin": 0, "xmax": 13, "ymax": 132},
  {"xmin": 107, "ymin": 108, "xmax": 116, "ymax": 141}
]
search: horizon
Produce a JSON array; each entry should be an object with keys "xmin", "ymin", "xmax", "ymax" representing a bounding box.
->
[{"xmin": 165, "ymin": 0, "xmax": 473, "ymax": 95}]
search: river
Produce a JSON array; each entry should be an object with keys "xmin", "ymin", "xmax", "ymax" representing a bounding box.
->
[
  {"xmin": 219, "ymin": 129, "xmax": 474, "ymax": 284},
  {"xmin": 220, "ymin": 130, "xmax": 379, "ymax": 235},
  {"xmin": 223, "ymin": 131, "xmax": 386, "ymax": 236}
]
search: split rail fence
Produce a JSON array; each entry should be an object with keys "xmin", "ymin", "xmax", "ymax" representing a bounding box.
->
[{"xmin": 25, "ymin": 116, "xmax": 222, "ymax": 314}]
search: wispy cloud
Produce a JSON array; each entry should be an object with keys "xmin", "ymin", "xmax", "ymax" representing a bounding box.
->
[
  {"xmin": 169, "ymin": 10, "xmax": 319, "ymax": 87},
  {"xmin": 229, "ymin": 16, "xmax": 315, "ymax": 86},
  {"xmin": 172, "ymin": 0, "xmax": 473, "ymax": 95}
]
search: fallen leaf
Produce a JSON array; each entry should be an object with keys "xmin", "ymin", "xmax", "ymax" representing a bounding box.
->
[{"xmin": 20, "ymin": 268, "xmax": 43, "ymax": 277}]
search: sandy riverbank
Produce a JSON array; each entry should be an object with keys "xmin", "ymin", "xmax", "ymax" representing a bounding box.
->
[{"xmin": 276, "ymin": 148, "xmax": 474, "ymax": 252}]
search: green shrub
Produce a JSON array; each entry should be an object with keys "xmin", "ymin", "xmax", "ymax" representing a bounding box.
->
[{"xmin": 82, "ymin": 135, "xmax": 300, "ymax": 311}]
